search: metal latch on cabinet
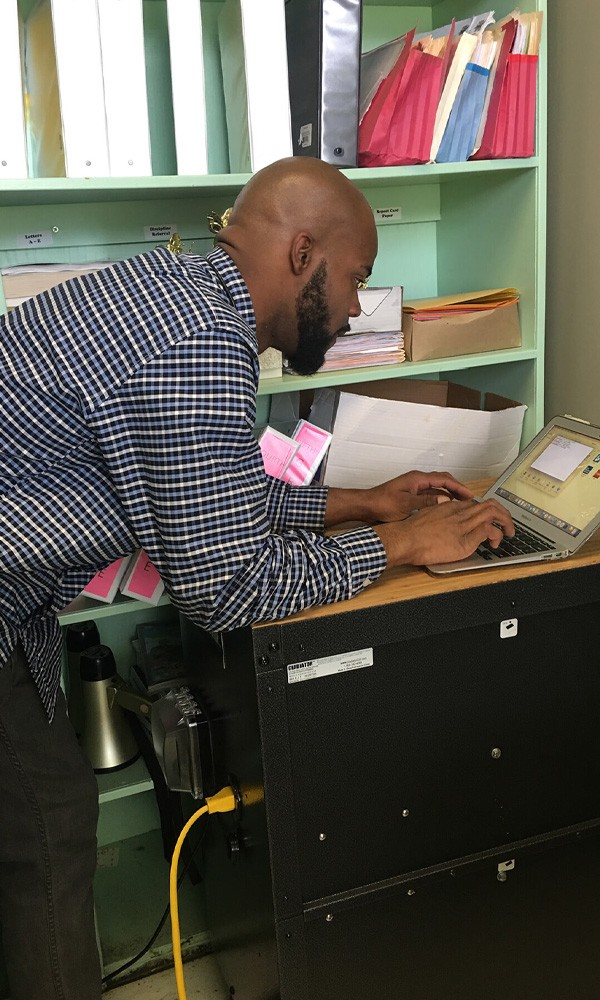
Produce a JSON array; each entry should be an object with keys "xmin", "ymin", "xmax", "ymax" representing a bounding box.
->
[{"xmin": 497, "ymin": 859, "xmax": 515, "ymax": 882}]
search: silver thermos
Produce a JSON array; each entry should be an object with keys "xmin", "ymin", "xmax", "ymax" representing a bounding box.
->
[{"xmin": 79, "ymin": 644, "xmax": 139, "ymax": 773}]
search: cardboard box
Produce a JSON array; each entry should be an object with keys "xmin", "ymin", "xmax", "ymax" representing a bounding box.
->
[
  {"xmin": 402, "ymin": 290, "xmax": 521, "ymax": 362},
  {"xmin": 311, "ymin": 378, "xmax": 527, "ymax": 487}
]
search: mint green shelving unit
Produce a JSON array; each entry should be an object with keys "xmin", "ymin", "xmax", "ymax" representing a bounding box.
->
[{"xmin": 0, "ymin": 0, "xmax": 546, "ymax": 981}]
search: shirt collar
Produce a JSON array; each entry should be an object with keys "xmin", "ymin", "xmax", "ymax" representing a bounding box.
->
[{"xmin": 205, "ymin": 245, "xmax": 256, "ymax": 331}]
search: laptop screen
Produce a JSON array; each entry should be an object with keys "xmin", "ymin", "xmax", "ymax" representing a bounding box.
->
[{"xmin": 494, "ymin": 425, "xmax": 600, "ymax": 538}]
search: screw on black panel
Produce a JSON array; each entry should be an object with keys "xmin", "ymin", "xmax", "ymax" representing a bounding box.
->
[
  {"xmin": 269, "ymin": 642, "xmax": 279, "ymax": 652},
  {"xmin": 258, "ymin": 655, "xmax": 269, "ymax": 666},
  {"xmin": 298, "ymin": 643, "xmax": 305, "ymax": 652}
]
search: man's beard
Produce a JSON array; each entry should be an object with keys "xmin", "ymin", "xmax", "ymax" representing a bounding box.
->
[{"xmin": 286, "ymin": 260, "xmax": 346, "ymax": 376}]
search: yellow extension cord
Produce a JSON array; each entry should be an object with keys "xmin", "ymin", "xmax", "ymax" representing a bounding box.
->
[{"xmin": 170, "ymin": 785, "xmax": 237, "ymax": 1000}]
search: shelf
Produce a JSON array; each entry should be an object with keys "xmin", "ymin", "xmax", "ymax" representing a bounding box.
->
[
  {"xmin": 0, "ymin": 159, "xmax": 539, "ymax": 208},
  {"xmin": 0, "ymin": 173, "xmax": 250, "ymax": 207},
  {"xmin": 58, "ymin": 592, "xmax": 172, "ymax": 626},
  {"xmin": 258, "ymin": 348, "xmax": 539, "ymax": 396},
  {"xmin": 345, "ymin": 158, "xmax": 539, "ymax": 189},
  {"xmin": 96, "ymin": 756, "xmax": 154, "ymax": 804}
]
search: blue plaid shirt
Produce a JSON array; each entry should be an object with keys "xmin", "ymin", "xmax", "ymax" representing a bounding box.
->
[{"xmin": 0, "ymin": 246, "xmax": 386, "ymax": 718}]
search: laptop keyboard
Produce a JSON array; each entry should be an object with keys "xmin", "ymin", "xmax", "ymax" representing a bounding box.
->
[{"xmin": 477, "ymin": 522, "xmax": 557, "ymax": 560}]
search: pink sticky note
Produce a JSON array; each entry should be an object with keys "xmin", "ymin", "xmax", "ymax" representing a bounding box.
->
[
  {"xmin": 82, "ymin": 556, "xmax": 131, "ymax": 603},
  {"xmin": 120, "ymin": 550, "xmax": 164, "ymax": 605},
  {"xmin": 283, "ymin": 421, "xmax": 332, "ymax": 485},
  {"xmin": 258, "ymin": 426, "xmax": 299, "ymax": 479}
]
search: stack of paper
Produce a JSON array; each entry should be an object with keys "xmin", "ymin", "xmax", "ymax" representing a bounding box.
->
[
  {"xmin": 1, "ymin": 261, "xmax": 116, "ymax": 309},
  {"xmin": 316, "ymin": 284, "xmax": 405, "ymax": 372},
  {"xmin": 318, "ymin": 332, "xmax": 405, "ymax": 372}
]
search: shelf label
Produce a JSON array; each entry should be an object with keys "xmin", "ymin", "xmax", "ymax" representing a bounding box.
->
[
  {"xmin": 144, "ymin": 223, "xmax": 177, "ymax": 242},
  {"xmin": 16, "ymin": 230, "xmax": 54, "ymax": 249},
  {"xmin": 374, "ymin": 206, "xmax": 402, "ymax": 226},
  {"xmin": 287, "ymin": 648, "xmax": 373, "ymax": 684}
]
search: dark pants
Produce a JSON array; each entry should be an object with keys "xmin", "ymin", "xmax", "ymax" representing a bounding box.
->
[{"xmin": 0, "ymin": 644, "xmax": 102, "ymax": 1000}]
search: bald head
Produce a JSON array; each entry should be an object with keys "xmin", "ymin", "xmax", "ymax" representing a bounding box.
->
[
  {"xmin": 216, "ymin": 157, "xmax": 378, "ymax": 367},
  {"xmin": 223, "ymin": 156, "xmax": 374, "ymax": 244}
]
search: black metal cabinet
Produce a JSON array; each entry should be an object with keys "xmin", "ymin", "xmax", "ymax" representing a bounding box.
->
[{"xmin": 181, "ymin": 563, "xmax": 600, "ymax": 1000}]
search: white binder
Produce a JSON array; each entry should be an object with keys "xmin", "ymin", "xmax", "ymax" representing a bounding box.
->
[
  {"xmin": 166, "ymin": 0, "xmax": 208, "ymax": 175},
  {"xmin": 97, "ymin": 0, "xmax": 152, "ymax": 176},
  {"xmin": 0, "ymin": 0, "xmax": 28, "ymax": 179},
  {"xmin": 25, "ymin": 0, "xmax": 110, "ymax": 178},
  {"xmin": 218, "ymin": 0, "xmax": 292, "ymax": 173}
]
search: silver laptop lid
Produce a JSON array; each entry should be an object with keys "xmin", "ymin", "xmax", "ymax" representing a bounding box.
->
[{"xmin": 483, "ymin": 415, "xmax": 600, "ymax": 550}]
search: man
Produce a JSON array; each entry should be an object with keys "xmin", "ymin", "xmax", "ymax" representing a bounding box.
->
[{"xmin": 0, "ymin": 156, "xmax": 512, "ymax": 999}]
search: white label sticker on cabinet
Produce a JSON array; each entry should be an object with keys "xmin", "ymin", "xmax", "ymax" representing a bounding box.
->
[
  {"xmin": 144, "ymin": 224, "xmax": 177, "ymax": 241},
  {"xmin": 16, "ymin": 230, "xmax": 54, "ymax": 249},
  {"xmin": 374, "ymin": 206, "xmax": 402, "ymax": 225},
  {"xmin": 287, "ymin": 648, "xmax": 373, "ymax": 684},
  {"xmin": 500, "ymin": 618, "xmax": 519, "ymax": 638}
]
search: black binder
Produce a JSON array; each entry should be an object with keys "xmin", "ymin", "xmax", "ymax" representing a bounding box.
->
[{"xmin": 285, "ymin": 0, "xmax": 363, "ymax": 167}]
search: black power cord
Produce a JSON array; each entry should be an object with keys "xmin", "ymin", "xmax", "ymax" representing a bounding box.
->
[
  {"xmin": 101, "ymin": 812, "xmax": 208, "ymax": 990},
  {"xmin": 100, "ymin": 711, "xmax": 211, "ymax": 991}
]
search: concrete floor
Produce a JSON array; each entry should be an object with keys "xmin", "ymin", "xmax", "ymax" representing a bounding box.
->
[{"xmin": 105, "ymin": 954, "xmax": 228, "ymax": 999}]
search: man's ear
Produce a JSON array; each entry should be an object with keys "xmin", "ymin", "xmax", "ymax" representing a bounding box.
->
[{"xmin": 290, "ymin": 233, "xmax": 314, "ymax": 276}]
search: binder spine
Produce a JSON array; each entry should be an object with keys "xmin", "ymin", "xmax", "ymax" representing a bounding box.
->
[
  {"xmin": 320, "ymin": 0, "xmax": 362, "ymax": 166},
  {"xmin": 286, "ymin": 0, "xmax": 362, "ymax": 167}
]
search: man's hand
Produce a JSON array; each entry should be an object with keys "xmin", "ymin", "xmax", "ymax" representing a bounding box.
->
[
  {"xmin": 373, "ymin": 497, "xmax": 515, "ymax": 568},
  {"xmin": 365, "ymin": 471, "xmax": 474, "ymax": 521},
  {"xmin": 324, "ymin": 470, "xmax": 473, "ymax": 527}
]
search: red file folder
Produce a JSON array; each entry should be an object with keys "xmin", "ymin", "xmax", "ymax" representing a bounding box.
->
[
  {"xmin": 358, "ymin": 29, "xmax": 415, "ymax": 167},
  {"xmin": 359, "ymin": 24, "xmax": 453, "ymax": 167},
  {"xmin": 469, "ymin": 18, "xmax": 522, "ymax": 160},
  {"xmin": 494, "ymin": 53, "xmax": 538, "ymax": 158},
  {"xmin": 386, "ymin": 46, "xmax": 445, "ymax": 165}
]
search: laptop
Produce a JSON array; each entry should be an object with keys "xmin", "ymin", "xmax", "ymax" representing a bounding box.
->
[{"xmin": 427, "ymin": 414, "xmax": 600, "ymax": 575}]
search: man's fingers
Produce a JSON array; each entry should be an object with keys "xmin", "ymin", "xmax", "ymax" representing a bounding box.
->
[
  {"xmin": 410, "ymin": 490, "xmax": 449, "ymax": 509},
  {"xmin": 458, "ymin": 498, "xmax": 514, "ymax": 544}
]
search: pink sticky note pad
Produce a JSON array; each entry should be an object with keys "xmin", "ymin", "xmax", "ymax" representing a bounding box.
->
[
  {"xmin": 81, "ymin": 556, "xmax": 131, "ymax": 603},
  {"xmin": 258, "ymin": 426, "xmax": 299, "ymax": 479},
  {"xmin": 283, "ymin": 421, "xmax": 332, "ymax": 485},
  {"xmin": 119, "ymin": 550, "xmax": 165, "ymax": 605}
]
